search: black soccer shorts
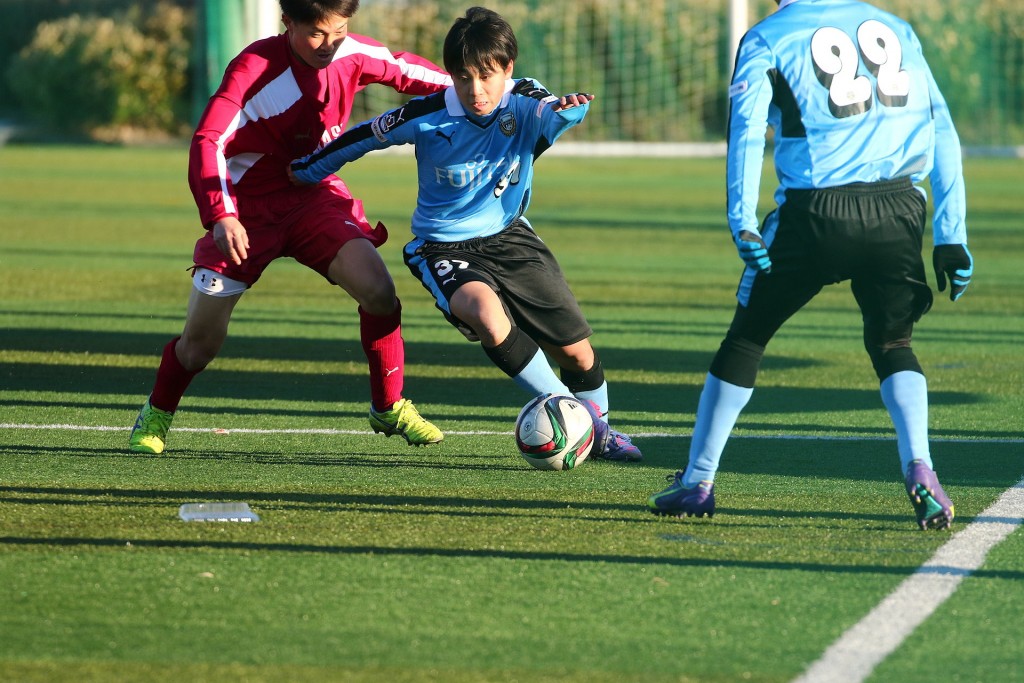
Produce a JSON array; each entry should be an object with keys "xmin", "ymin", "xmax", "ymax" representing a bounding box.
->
[
  {"xmin": 732, "ymin": 177, "xmax": 932, "ymax": 349},
  {"xmin": 403, "ymin": 220, "xmax": 593, "ymax": 346}
]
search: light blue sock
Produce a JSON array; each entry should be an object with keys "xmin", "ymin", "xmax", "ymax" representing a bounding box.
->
[
  {"xmin": 683, "ymin": 374, "xmax": 753, "ymax": 487},
  {"xmin": 880, "ymin": 370, "xmax": 931, "ymax": 472},
  {"xmin": 573, "ymin": 380, "xmax": 609, "ymax": 423},
  {"xmin": 512, "ymin": 349, "xmax": 571, "ymax": 397}
]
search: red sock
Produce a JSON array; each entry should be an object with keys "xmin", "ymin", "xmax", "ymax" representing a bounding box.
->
[
  {"xmin": 149, "ymin": 337, "xmax": 199, "ymax": 413},
  {"xmin": 360, "ymin": 301, "xmax": 405, "ymax": 411}
]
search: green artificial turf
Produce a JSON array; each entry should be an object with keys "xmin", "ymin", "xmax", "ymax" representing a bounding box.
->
[{"xmin": 1, "ymin": 146, "xmax": 1022, "ymax": 682}]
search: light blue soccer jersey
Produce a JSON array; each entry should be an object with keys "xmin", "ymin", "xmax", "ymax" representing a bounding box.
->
[
  {"xmin": 727, "ymin": 0, "xmax": 966, "ymax": 245},
  {"xmin": 291, "ymin": 78, "xmax": 589, "ymax": 242}
]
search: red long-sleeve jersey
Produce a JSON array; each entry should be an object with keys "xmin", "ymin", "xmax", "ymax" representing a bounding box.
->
[{"xmin": 188, "ymin": 32, "xmax": 450, "ymax": 229}]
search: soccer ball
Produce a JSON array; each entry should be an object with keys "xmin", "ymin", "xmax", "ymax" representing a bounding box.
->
[{"xmin": 514, "ymin": 393, "xmax": 595, "ymax": 470}]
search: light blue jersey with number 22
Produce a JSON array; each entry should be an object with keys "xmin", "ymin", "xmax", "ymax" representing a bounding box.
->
[{"xmin": 727, "ymin": 0, "xmax": 966, "ymax": 245}]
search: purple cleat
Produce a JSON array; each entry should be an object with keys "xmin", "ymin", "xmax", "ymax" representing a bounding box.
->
[
  {"xmin": 580, "ymin": 399, "xmax": 642, "ymax": 462},
  {"xmin": 648, "ymin": 471, "xmax": 715, "ymax": 518},
  {"xmin": 904, "ymin": 459, "xmax": 954, "ymax": 530},
  {"xmin": 600, "ymin": 429, "xmax": 643, "ymax": 462}
]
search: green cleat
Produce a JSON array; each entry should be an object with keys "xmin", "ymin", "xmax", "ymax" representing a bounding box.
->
[
  {"xmin": 129, "ymin": 399, "xmax": 174, "ymax": 454},
  {"xmin": 368, "ymin": 398, "xmax": 443, "ymax": 446}
]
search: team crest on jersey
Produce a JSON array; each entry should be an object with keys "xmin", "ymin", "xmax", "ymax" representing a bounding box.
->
[
  {"xmin": 499, "ymin": 111, "xmax": 516, "ymax": 137},
  {"xmin": 371, "ymin": 107, "xmax": 405, "ymax": 142}
]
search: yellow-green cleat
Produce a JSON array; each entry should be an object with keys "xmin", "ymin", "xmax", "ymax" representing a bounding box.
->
[
  {"xmin": 129, "ymin": 399, "xmax": 174, "ymax": 454},
  {"xmin": 368, "ymin": 398, "xmax": 443, "ymax": 446}
]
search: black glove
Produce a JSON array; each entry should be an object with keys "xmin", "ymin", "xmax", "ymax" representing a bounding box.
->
[
  {"xmin": 932, "ymin": 244, "xmax": 973, "ymax": 302},
  {"xmin": 735, "ymin": 230, "xmax": 771, "ymax": 273}
]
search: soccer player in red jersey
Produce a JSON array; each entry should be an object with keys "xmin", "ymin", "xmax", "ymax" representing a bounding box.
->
[{"xmin": 130, "ymin": 0, "xmax": 450, "ymax": 454}]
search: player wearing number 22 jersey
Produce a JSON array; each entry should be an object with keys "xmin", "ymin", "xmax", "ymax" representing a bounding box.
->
[
  {"xmin": 648, "ymin": 0, "xmax": 971, "ymax": 528},
  {"xmin": 292, "ymin": 8, "xmax": 642, "ymax": 462},
  {"xmin": 727, "ymin": 0, "xmax": 966, "ymax": 242}
]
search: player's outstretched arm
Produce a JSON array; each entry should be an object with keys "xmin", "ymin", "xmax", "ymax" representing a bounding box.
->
[
  {"xmin": 290, "ymin": 105, "xmax": 410, "ymax": 185},
  {"xmin": 553, "ymin": 93, "xmax": 594, "ymax": 112}
]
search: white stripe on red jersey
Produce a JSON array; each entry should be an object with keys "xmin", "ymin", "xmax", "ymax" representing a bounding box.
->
[{"xmin": 188, "ymin": 32, "xmax": 450, "ymax": 228}]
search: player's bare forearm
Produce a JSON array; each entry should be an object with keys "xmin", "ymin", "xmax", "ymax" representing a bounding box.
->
[{"xmin": 553, "ymin": 93, "xmax": 594, "ymax": 111}]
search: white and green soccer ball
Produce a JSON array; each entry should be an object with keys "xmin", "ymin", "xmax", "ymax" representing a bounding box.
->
[{"xmin": 514, "ymin": 393, "xmax": 595, "ymax": 470}]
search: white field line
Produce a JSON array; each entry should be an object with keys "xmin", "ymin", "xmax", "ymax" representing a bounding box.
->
[
  {"xmin": 792, "ymin": 478, "xmax": 1024, "ymax": 683},
  {"xmin": 1, "ymin": 423, "xmax": 1022, "ymax": 443},
  {"xmin": 0, "ymin": 423, "xmax": 501, "ymax": 436}
]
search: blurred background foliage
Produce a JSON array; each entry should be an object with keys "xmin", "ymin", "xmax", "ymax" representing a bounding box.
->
[
  {"xmin": 2, "ymin": 0, "xmax": 193, "ymax": 142},
  {"xmin": 1, "ymin": 0, "xmax": 1020, "ymax": 146}
]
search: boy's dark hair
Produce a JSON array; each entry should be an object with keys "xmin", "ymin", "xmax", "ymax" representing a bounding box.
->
[
  {"xmin": 443, "ymin": 7, "xmax": 518, "ymax": 74},
  {"xmin": 280, "ymin": 0, "xmax": 360, "ymax": 24}
]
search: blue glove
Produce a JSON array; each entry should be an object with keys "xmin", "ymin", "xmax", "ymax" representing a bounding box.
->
[
  {"xmin": 932, "ymin": 244, "xmax": 973, "ymax": 301},
  {"xmin": 735, "ymin": 230, "xmax": 771, "ymax": 273}
]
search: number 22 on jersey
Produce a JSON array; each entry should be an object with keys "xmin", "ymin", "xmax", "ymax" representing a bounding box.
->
[{"xmin": 810, "ymin": 19, "xmax": 910, "ymax": 118}]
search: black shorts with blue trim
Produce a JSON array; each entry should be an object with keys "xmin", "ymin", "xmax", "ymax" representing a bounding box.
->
[
  {"xmin": 403, "ymin": 219, "xmax": 593, "ymax": 346},
  {"xmin": 732, "ymin": 177, "xmax": 932, "ymax": 349}
]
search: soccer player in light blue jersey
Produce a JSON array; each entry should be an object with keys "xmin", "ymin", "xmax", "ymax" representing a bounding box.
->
[
  {"xmin": 649, "ymin": 0, "xmax": 972, "ymax": 528},
  {"xmin": 291, "ymin": 6, "xmax": 641, "ymax": 461}
]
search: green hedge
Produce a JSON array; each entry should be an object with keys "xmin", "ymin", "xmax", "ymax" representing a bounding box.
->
[{"xmin": 3, "ymin": 1, "xmax": 192, "ymax": 140}]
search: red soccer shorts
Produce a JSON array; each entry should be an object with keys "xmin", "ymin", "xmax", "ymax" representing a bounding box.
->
[{"xmin": 192, "ymin": 176, "xmax": 388, "ymax": 285}]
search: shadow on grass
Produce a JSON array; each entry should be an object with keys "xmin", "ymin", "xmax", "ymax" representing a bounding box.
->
[
  {"xmin": 0, "ymin": 480, "xmax": 1005, "ymax": 531},
  {"xmin": 0, "ymin": 324, "xmax": 1004, "ymax": 443},
  {"xmin": 2, "ymin": 531, "xmax": 1021, "ymax": 581},
  {"xmin": 0, "ymin": 357, "xmax": 982, "ymax": 412},
  {"xmin": 3, "ymin": 440, "xmax": 1022, "ymax": 581},
  {"xmin": 0, "ymin": 443, "xmax": 523, "ymax": 471},
  {"xmin": 2, "ymin": 507, "xmax": 1024, "ymax": 581},
  {"xmin": 0, "ymin": 326, "xmax": 799, "ymax": 374}
]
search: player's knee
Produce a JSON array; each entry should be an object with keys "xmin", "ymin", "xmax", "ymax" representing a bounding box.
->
[
  {"xmin": 330, "ymin": 240, "xmax": 397, "ymax": 315},
  {"xmin": 450, "ymin": 287, "xmax": 509, "ymax": 346},
  {"xmin": 352, "ymin": 279, "xmax": 397, "ymax": 316},
  {"xmin": 176, "ymin": 333, "xmax": 220, "ymax": 371},
  {"xmin": 452, "ymin": 307, "xmax": 495, "ymax": 344},
  {"xmin": 868, "ymin": 343, "xmax": 922, "ymax": 381},
  {"xmin": 560, "ymin": 350, "xmax": 604, "ymax": 393},
  {"xmin": 709, "ymin": 334, "xmax": 765, "ymax": 388}
]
